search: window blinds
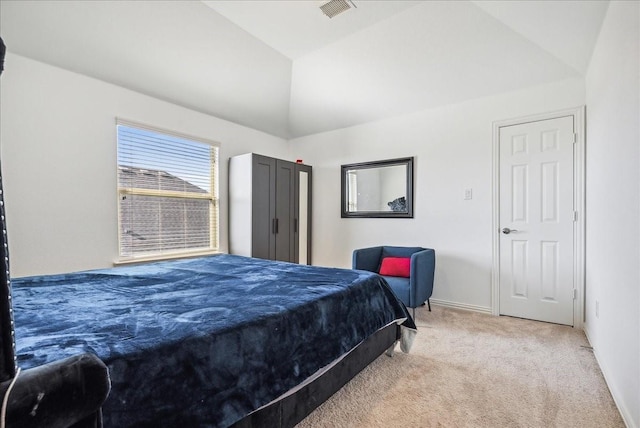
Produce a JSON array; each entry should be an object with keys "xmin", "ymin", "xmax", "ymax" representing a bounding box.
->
[{"xmin": 116, "ymin": 122, "xmax": 219, "ymax": 259}]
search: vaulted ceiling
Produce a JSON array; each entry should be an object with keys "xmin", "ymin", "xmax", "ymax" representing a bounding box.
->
[{"xmin": 0, "ymin": 1, "xmax": 609, "ymax": 139}]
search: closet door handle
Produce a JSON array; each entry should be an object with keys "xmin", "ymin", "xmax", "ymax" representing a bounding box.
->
[
  {"xmin": 272, "ymin": 218, "xmax": 279, "ymax": 234},
  {"xmin": 294, "ymin": 219, "xmax": 298, "ymax": 233}
]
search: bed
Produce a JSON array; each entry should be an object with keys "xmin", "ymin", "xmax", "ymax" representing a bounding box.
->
[{"xmin": 12, "ymin": 254, "xmax": 416, "ymax": 427}]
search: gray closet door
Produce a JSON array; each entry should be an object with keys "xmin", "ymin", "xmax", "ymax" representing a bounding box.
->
[
  {"xmin": 275, "ymin": 160, "xmax": 296, "ymax": 262},
  {"xmin": 251, "ymin": 155, "xmax": 276, "ymax": 260}
]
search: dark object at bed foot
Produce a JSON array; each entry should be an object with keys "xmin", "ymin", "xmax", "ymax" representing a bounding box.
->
[
  {"xmin": 0, "ymin": 353, "xmax": 110, "ymax": 428},
  {"xmin": 232, "ymin": 323, "xmax": 400, "ymax": 428}
]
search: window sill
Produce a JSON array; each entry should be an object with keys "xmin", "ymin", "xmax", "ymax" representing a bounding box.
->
[{"xmin": 114, "ymin": 250, "xmax": 225, "ymax": 266}]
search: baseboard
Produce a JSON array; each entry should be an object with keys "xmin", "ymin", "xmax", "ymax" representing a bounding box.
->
[
  {"xmin": 583, "ymin": 324, "xmax": 637, "ymax": 428},
  {"xmin": 430, "ymin": 299, "xmax": 492, "ymax": 315}
]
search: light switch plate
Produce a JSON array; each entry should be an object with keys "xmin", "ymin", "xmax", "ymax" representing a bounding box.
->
[{"xmin": 464, "ymin": 188, "xmax": 473, "ymax": 200}]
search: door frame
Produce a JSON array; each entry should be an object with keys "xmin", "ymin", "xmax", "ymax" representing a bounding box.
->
[{"xmin": 491, "ymin": 106, "xmax": 585, "ymax": 328}]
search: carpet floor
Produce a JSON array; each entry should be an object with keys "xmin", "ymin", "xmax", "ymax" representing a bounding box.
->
[{"xmin": 296, "ymin": 305, "xmax": 624, "ymax": 428}]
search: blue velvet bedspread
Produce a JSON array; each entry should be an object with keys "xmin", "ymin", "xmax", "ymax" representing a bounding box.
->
[{"xmin": 12, "ymin": 254, "xmax": 414, "ymax": 427}]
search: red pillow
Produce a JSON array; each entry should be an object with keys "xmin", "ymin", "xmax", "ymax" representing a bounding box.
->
[{"xmin": 379, "ymin": 257, "xmax": 411, "ymax": 278}]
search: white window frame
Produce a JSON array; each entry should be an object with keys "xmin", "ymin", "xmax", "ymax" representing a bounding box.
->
[{"xmin": 116, "ymin": 119, "xmax": 220, "ymax": 263}]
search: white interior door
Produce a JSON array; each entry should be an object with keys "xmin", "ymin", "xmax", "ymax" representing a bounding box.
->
[{"xmin": 499, "ymin": 116, "xmax": 575, "ymax": 326}]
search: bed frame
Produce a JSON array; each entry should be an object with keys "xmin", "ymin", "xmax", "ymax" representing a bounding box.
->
[
  {"xmin": 234, "ymin": 323, "xmax": 400, "ymax": 427},
  {"xmin": 11, "ymin": 254, "xmax": 408, "ymax": 428}
]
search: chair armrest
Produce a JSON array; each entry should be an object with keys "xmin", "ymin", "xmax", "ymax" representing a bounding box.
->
[
  {"xmin": 352, "ymin": 246, "xmax": 383, "ymax": 272},
  {"xmin": 410, "ymin": 249, "xmax": 436, "ymax": 307},
  {"xmin": 2, "ymin": 353, "xmax": 110, "ymax": 428}
]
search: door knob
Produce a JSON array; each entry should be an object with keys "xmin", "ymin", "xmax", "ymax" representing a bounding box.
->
[{"xmin": 502, "ymin": 227, "xmax": 518, "ymax": 234}]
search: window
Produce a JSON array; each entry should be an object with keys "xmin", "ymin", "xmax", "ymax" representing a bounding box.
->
[{"xmin": 117, "ymin": 121, "xmax": 219, "ymax": 260}]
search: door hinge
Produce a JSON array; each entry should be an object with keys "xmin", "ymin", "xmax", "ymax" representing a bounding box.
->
[
  {"xmin": 573, "ymin": 289, "xmax": 577, "ymax": 300},
  {"xmin": 572, "ymin": 133, "xmax": 577, "ymax": 144},
  {"xmin": 573, "ymin": 211, "xmax": 578, "ymax": 222}
]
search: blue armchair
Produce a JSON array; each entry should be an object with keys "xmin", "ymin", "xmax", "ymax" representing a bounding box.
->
[{"xmin": 352, "ymin": 246, "xmax": 435, "ymax": 317}]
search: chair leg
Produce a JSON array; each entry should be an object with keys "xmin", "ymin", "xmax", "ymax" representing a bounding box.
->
[{"xmin": 427, "ymin": 299, "xmax": 431, "ymax": 312}]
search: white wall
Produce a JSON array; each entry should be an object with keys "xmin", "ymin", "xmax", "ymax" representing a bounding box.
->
[
  {"xmin": 584, "ymin": 2, "xmax": 640, "ymax": 427},
  {"xmin": 0, "ymin": 53, "xmax": 290, "ymax": 277},
  {"xmin": 291, "ymin": 78, "xmax": 585, "ymax": 312},
  {"xmin": 0, "ymin": 0, "xmax": 293, "ymax": 138},
  {"xmin": 287, "ymin": 0, "xmax": 580, "ymax": 138}
]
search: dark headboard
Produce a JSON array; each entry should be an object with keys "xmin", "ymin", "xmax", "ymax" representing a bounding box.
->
[{"xmin": 0, "ymin": 36, "xmax": 17, "ymax": 382}]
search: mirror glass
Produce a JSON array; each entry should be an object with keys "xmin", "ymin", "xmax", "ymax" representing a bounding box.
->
[
  {"xmin": 298, "ymin": 170, "xmax": 309, "ymax": 264},
  {"xmin": 341, "ymin": 157, "xmax": 413, "ymax": 218}
]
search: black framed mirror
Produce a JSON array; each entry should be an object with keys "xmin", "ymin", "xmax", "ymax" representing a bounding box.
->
[{"xmin": 341, "ymin": 157, "xmax": 414, "ymax": 218}]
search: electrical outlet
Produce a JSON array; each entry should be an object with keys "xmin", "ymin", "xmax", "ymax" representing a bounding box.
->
[{"xmin": 595, "ymin": 300, "xmax": 599, "ymax": 318}]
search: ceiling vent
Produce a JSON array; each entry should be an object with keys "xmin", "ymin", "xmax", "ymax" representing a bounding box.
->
[{"xmin": 320, "ymin": 0, "xmax": 356, "ymax": 19}]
